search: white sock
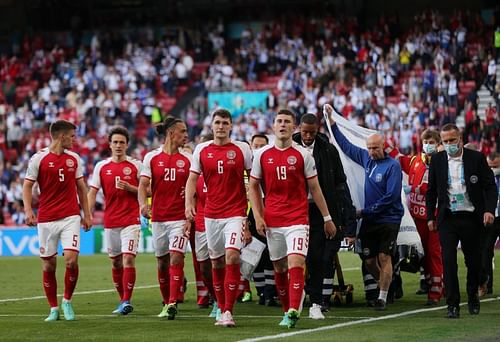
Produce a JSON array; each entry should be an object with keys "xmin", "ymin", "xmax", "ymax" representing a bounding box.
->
[{"xmin": 378, "ymin": 290, "xmax": 388, "ymax": 302}]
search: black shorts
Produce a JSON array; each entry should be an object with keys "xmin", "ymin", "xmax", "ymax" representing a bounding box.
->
[{"xmin": 358, "ymin": 222, "xmax": 399, "ymax": 259}]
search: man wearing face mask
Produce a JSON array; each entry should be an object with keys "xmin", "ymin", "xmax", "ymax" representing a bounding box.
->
[
  {"xmin": 426, "ymin": 124, "xmax": 497, "ymax": 319},
  {"xmin": 393, "ymin": 129, "xmax": 443, "ymax": 306},
  {"xmin": 479, "ymin": 152, "xmax": 500, "ymax": 296}
]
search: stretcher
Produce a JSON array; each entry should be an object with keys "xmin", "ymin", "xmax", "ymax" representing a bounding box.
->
[{"xmin": 331, "ymin": 253, "xmax": 354, "ymax": 306}]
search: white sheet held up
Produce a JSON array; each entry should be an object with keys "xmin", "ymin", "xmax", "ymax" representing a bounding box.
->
[{"xmin": 323, "ymin": 105, "xmax": 424, "ymax": 257}]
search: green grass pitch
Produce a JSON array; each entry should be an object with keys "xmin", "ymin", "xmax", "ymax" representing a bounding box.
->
[{"xmin": 0, "ymin": 251, "xmax": 499, "ymax": 341}]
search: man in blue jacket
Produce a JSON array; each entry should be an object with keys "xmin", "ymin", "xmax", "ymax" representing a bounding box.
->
[{"xmin": 325, "ymin": 104, "xmax": 404, "ymax": 310}]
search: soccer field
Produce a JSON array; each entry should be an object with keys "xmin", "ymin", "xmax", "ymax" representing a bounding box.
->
[{"xmin": 0, "ymin": 252, "xmax": 499, "ymax": 341}]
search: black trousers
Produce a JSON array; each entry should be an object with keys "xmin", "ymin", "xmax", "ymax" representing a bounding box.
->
[
  {"xmin": 439, "ymin": 210, "xmax": 483, "ymax": 307},
  {"xmin": 306, "ymin": 203, "xmax": 341, "ymax": 304},
  {"xmin": 480, "ymin": 217, "xmax": 500, "ymax": 290}
]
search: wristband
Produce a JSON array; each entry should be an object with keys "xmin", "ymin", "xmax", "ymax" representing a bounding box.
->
[{"xmin": 323, "ymin": 215, "xmax": 332, "ymax": 222}]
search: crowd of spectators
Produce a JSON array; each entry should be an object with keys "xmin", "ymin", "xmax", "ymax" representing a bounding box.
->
[{"xmin": 1, "ymin": 9, "xmax": 499, "ymax": 225}]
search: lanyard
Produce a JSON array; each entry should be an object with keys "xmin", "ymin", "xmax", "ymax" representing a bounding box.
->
[{"xmin": 447, "ymin": 163, "xmax": 465, "ymax": 185}]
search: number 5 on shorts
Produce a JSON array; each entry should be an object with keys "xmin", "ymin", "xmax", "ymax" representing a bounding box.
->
[{"xmin": 72, "ymin": 234, "xmax": 78, "ymax": 247}]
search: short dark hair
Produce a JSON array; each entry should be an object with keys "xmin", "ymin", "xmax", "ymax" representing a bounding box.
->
[
  {"xmin": 488, "ymin": 151, "xmax": 500, "ymax": 160},
  {"xmin": 212, "ymin": 108, "xmax": 232, "ymax": 123},
  {"xmin": 108, "ymin": 126, "xmax": 130, "ymax": 143},
  {"xmin": 251, "ymin": 134, "xmax": 269, "ymax": 144},
  {"xmin": 156, "ymin": 116, "xmax": 184, "ymax": 135},
  {"xmin": 300, "ymin": 113, "xmax": 319, "ymax": 125},
  {"xmin": 441, "ymin": 123, "xmax": 460, "ymax": 133},
  {"xmin": 49, "ymin": 120, "xmax": 76, "ymax": 138},
  {"xmin": 275, "ymin": 108, "xmax": 295, "ymax": 121},
  {"xmin": 421, "ymin": 129, "xmax": 440, "ymax": 143}
]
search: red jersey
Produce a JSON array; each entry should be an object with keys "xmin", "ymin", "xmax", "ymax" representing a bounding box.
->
[
  {"xmin": 195, "ymin": 174, "xmax": 207, "ymax": 232},
  {"xmin": 25, "ymin": 148, "xmax": 83, "ymax": 223},
  {"xmin": 250, "ymin": 143, "xmax": 317, "ymax": 227},
  {"xmin": 400, "ymin": 154, "xmax": 429, "ymax": 219},
  {"xmin": 90, "ymin": 157, "xmax": 142, "ymax": 228},
  {"xmin": 141, "ymin": 148, "xmax": 191, "ymax": 222},
  {"xmin": 191, "ymin": 140, "xmax": 252, "ymax": 219}
]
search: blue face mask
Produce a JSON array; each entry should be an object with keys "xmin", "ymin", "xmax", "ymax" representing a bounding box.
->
[
  {"xmin": 422, "ymin": 143, "xmax": 437, "ymax": 155},
  {"xmin": 444, "ymin": 143, "xmax": 460, "ymax": 156}
]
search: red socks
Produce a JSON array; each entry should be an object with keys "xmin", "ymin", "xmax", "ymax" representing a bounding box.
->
[
  {"xmin": 193, "ymin": 256, "xmax": 210, "ymax": 306},
  {"xmin": 122, "ymin": 267, "xmax": 136, "ymax": 302},
  {"xmin": 288, "ymin": 267, "xmax": 305, "ymax": 310},
  {"xmin": 224, "ymin": 264, "xmax": 240, "ymax": 313},
  {"xmin": 158, "ymin": 269, "xmax": 170, "ymax": 304},
  {"xmin": 63, "ymin": 266, "xmax": 79, "ymax": 301},
  {"xmin": 212, "ymin": 267, "xmax": 226, "ymax": 310},
  {"xmin": 168, "ymin": 263, "xmax": 184, "ymax": 304},
  {"xmin": 274, "ymin": 271, "xmax": 290, "ymax": 312},
  {"xmin": 43, "ymin": 270, "xmax": 58, "ymax": 308},
  {"xmin": 112, "ymin": 267, "xmax": 124, "ymax": 300}
]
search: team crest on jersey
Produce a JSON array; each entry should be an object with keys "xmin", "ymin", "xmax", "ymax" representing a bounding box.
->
[
  {"xmin": 375, "ymin": 173, "xmax": 382, "ymax": 182},
  {"xmin": 287, "ymin": 156, "xmax": 297, "ymax": 165},
  {"xmin": 176, "ymin": 160, "xmax": 185, "ymax": 168},
  {"xmin": 122, "ymin": 167, "xmax": 132, "ymax": 176},
  {"xmin": 66, "ymin": 159, "xmax": 75, "ymax": 167},
  {"xmin": 227, "ymin": 150, "xmax": 236, "ymax": 159},
  {"xmin": 363, "ymin": 247, "xmax": 370, "ymax": 256}
]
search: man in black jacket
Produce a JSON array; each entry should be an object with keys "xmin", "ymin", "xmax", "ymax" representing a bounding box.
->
[
  {"xmin": 426, "ymin": 123, "xmax": 497, "ymax": 318},
  {"xmin": 293, "ymin": 113, "xmax": 356, "ymax": 319}
]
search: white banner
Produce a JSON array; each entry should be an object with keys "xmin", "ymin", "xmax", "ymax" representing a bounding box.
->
[{"xmin": 323, "ymin": 105, "xmax": 424, "ymax": 257}]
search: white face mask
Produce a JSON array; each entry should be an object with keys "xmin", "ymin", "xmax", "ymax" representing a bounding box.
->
[{"xmin": 422, "ymin": 143, "xmax": 437, "ymax": 155}]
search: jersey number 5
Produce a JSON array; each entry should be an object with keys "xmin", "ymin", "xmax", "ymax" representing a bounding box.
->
[{"xmin": 58, "ymin": 168, "xmax": 65, "ymax": 182}]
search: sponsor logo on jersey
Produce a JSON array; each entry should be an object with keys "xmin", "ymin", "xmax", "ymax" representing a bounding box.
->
[
  {"xmin": 106, "ymin": 170, "xmax": 112, "ymax": 175},
  {"xmin": 207, "ymin": 152, "xmax": 214, "ymax": 159},
  {"xmin": 66, "ymin": 159, "xmax": 75, "ymax": 167},
  {"xmin": 123, "ymin": 167, "xmax": 132, "ymax": 175},
  {"xmin": 176, "ymin": 160, "xmax": 185, "ymax": 168},
  {"xmin": 267, "ymin": 158, "xmax": 274, "ymax": 164},
  {"xmin": 227, "ymin": 150, "xmax": 236, "ymax": 159},
  {"xmin": 287, "ymin": 156, "xmax": 297, "ymax": 165},
  {"xmin": 48, "ymin": 162, "xmax": 55, "ymax": 168},
  {"xmin": 158, "ymin": 161, "xmax": 164, "ymax": 166}
]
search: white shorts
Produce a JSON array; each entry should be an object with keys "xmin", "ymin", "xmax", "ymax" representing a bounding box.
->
[
  {"xmin": 105, "ymin": 225, "xmax": 141, "ymax": 257},
  {"xmin": 205, "ymin": 216, "xmax": 245, "ymax": 259},
  {"xmin": 194, "ymin": 231, "xmax": 209, "ymax": 262},
  {"xmin": 152, "ymin": 220, "xmax": 188, "ymax": 257},
  {"xmin": 38, "ymin": 215, "xmax": 81, "ymax": 258},
  {"xmin": 266, "ymin": 225, "xmax": 310, "ymax": 261}
]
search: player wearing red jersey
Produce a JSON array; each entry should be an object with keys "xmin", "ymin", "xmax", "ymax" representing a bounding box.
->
[
  {"xmin": 189, "ymin": 134, "xmax": 218, "ymax": 314},
  {"xmin": 185, "ymin": 109, "xmax": 252, "ymax": 327},
  {"xmin": 88, "ymin": 126, "xmax": 142, "ymax": 315},
  {"xmin": 248, "ymin": 109, "xmax": 336, "ymax": 328},
  {"xmin": 22, "ymin": 120, "xmax": 92, "ymax": 322},
  {"xmin": 138, "ymin": 117, "xmax": 191, "ymax": 320}
]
